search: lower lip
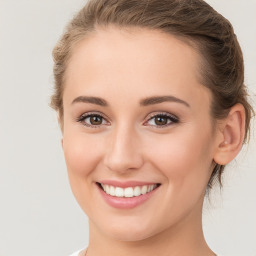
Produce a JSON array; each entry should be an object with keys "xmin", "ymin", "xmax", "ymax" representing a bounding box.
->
[{"xmin": 97, "ymin": 184, "xmax": 160, "ymax": 209}]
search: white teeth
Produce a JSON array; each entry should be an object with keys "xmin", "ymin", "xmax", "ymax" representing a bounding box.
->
[
  {"xmin": 109, "ymin": 186, "xmax": 115, "ymax": 196},
  {"xmin": 115, "ymin": 187, "xmax": 124, "ymax": 197},
  {"xmin": 141, "ymin": 185, "xmax": 147, "ymax": 194},
  {"xmin": 133, "ymin": 186, "xmax": 141, "ymax": 196},
  {"xmin": 124, "ymin": 187, "xmax": 133, "ymax": 197},
  {"xmin": 100, "ymin": 183, "xmax": 159, "ymax": 197},
  {"xmin": 148, "ymin": 185, "xmax": 155, "ymax": 192}
]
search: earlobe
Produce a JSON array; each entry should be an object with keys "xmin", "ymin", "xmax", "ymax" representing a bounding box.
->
[
  {"xmin": 213, "ymin": 103, "xmax": 246, "ymax": 165},
  {"xmin": 61, "ymin": 138, "xmax": 64, "ymax": 149}
]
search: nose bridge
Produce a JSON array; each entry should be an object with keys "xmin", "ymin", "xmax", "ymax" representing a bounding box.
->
[{"xmin": 104, "ymin": 122, "xmax": 143, "ymax": 173}]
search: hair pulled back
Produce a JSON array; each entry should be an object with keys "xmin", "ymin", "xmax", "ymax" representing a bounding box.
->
[{"xmin": 51, "ymin": 0, "xmax": 254, "ymax": 188}]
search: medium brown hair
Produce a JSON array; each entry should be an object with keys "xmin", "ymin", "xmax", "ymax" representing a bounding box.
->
[{"xmin": 51, "ymin": 0, "xmax": 254, "ymax": 188}]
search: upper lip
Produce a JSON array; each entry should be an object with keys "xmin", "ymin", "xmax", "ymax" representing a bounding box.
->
[{"xmin": 97, "ymin": 180, "xmax": 161, "ymax": 188}]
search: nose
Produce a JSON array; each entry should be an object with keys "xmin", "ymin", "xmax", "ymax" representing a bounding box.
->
[{"xmin": 103, "ymin": 125, "xmax": 144, "ymax": 174}]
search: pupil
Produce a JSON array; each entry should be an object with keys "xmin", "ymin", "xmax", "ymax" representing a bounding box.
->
[
  {"xmin": 155, "ymin": 116, "xmax": 167, "ymax": 125},
  {"xmin": 90, "ymin": 116, "xmax": 102, "ymax": 125}
]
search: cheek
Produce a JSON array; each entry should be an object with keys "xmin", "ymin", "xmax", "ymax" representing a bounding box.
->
[
  {"xmin": 145, "ymin": 128, "xmax": 214, "ymax": 223},
  {"xmin": 147, "ymin": 127, "xmax": 214, "ymax": 187},
  {"xmin": 63, "ymin": 133, "xmax": 102, "ymax": 176},
  {"xmin": 62, "ymin": 133, "xmax": 101, "ymax": 195},
  {"xmin": 62, "ymin": 133, "xmax": 106, "ymax": 213}
]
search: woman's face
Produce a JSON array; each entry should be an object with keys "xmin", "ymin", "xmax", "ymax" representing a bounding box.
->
[{"xmin": 62, "ymin": 27, "xmax": 219, "ymax": 241}]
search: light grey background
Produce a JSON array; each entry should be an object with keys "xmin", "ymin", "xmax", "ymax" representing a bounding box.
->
[{"xmin": 0, "ymin": 1, "xmax": 255, "ymax": 255}]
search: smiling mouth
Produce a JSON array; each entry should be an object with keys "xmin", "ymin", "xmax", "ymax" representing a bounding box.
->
[{"xmin": 96, "ymin": 182, "xmax": 161, "ymax": 198}]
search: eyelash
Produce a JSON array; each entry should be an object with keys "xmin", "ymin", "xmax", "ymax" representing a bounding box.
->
[
  {"xmin": 76, "ymin": 112, "xmax": 179, "ymax": 128},
  {"xmin": 76, "ymin": 112, "xmax": 110, "ymax": 128},
  {"xmin": 144, "ymin": 112, "xmax": 179, "ymax": 128}
]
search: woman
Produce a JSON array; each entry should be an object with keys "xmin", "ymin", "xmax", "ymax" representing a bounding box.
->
[{"xmin": 51, "ymin": 0, "xmax": 254, "ymax": 255}]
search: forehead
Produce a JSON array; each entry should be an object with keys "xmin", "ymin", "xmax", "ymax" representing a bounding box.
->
[
  {"xmin": 66, "ymin": 26, "xmax": 201, "ymax": 79},
  {"xmin": 64, "ymin": 26, "xmax": 210, "ymax": 109}
]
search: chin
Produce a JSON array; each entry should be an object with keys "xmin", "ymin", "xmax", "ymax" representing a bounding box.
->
[
  {"xmin": 107, "ymin": 228, "xmax": 155, "ymax": 242},
  {"xmin": 95, "ymin": 217, "xmax": 162, "ymax": 242}
]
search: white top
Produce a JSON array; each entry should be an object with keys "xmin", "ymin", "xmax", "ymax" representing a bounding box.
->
[
  {"xmin": 69, "ymin": 250, "xmax": 82, "ymax": 256},
  {"xmin": 69, "ymin": 250, "xmax": 224, "ymax": 256}
]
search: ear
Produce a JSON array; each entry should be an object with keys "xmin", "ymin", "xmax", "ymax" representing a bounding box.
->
[
  {"xmin": 213, "ymin": 103, "xmax": 246, "ymax": 165},
  {"xmin": 57, "ymin": 113, "xmax": 64, "ymax": 149}
]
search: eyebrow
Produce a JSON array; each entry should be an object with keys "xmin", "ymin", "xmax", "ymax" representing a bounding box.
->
[
  {"xmin": 71, "ymin": 95, "xmax": 190, "ymax": 108},
  {"xmin": 72, "ymin": 96, "xmax": 108, "ymax": 106},
  {"xmin": 140, "ymin": 95, "xmax": 190, "ymax": 107}
]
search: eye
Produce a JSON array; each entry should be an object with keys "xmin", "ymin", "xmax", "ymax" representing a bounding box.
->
[
  {"xmin": 144, "ymin": 113, "xmax": 179, "ymax": 128},
  {"xmin": 77, "ymin": 112, "xmax": 109, "ymax": 128}
]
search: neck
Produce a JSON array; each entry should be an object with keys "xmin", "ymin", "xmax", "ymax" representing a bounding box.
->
[{"xmin": 86, "ymin": 199, "xmax": 215, "ymax": 256}]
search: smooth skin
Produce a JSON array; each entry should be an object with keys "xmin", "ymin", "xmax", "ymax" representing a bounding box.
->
[{"xmin": 61, "ymin": 26, "xmax": 245, "ymax": 256}]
